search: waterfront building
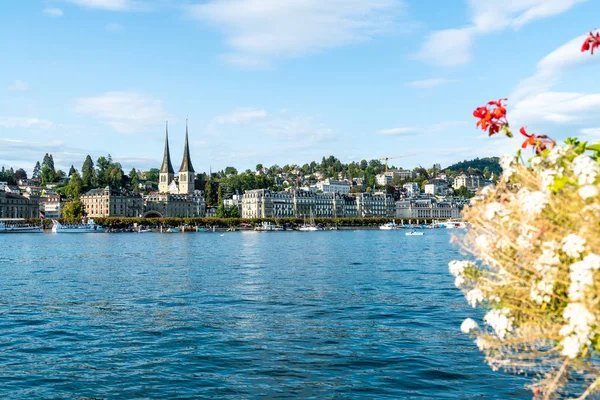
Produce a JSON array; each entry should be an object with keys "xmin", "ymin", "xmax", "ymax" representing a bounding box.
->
[
  {"xmin": 81, "ymin": 187, "xmax": 143, "ymax": 217},
  {"xmin": 0, "ymin": 189, "xmax": 40, "ymax": 219},
  {"xmin": 223, "ymin": 194, "xmax": 243, "ymax": 213},
  {"xmin": 144, "ymin": 192, "xmax": 205, "ymax": 218},
  {"xmin": 424, "ymin": 179, "xmax": 448, "ymax": 196},
  {"xmin": 242, "ymin": 189, "xmax": 294, "ymax": 218},
  {"xmin": 151, "ymin": 120, "xmax": 205, "ymax": 216},
  {"xmin": 453, "ymin": 174, "xmax": 484, "ymax": 191},
  {"xmin": 395, "ymin": 198, "xmax": 462, "ymax": 220},
  {"xmin": 353, "ymin": 192, "xmax": 395, "ymax": 217},
  {"xmin": 316, "ymin": 179, "xmax": 350, "ymax": 194},
  {"xmin": 39, "ymin": 194, "xmax": 63, "ymax": 219}
]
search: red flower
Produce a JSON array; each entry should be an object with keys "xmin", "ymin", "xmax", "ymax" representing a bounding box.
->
[
  {"xmin": 520, "ymin": 127, "xmax": 555, "ymax": 154},
  {"xmin": 473, "ymin": 99, "xmax": 509, "ymax": 136},
  {"xmin": 581, "ymin": 31, "xmax": 600, "ymax": 54}
]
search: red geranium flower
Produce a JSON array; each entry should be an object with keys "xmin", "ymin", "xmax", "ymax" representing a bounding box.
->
[
  {"xmin": 473, "ymin": 98, "xmax": 509, "ymax": 136},
  {"xmin": 520, "ymin": 127, "xmax": 555, "ymax": 154},
  {"xmin": 581, "ymin": 31, "xmax": 600, "ymax": 54}
]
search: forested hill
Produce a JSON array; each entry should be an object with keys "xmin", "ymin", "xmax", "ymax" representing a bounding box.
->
[{"xmin": 444, "ymin": 157, "xmax": 502, "ymax": 175}]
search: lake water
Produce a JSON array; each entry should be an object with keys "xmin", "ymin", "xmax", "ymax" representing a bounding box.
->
[{"xmin": 0, "ymin": 230, "xmax": 530, "ymax": 398}]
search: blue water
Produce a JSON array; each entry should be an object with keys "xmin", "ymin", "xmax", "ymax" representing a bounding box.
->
[{"xmin": 0, "ymin": 230, "xmax": 530, "ymax": 398}]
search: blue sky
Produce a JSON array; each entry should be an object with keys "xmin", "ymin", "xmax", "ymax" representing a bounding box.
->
[{"xmin": 1, "ymin": 0, "xmax": 600, "ymax": 175}]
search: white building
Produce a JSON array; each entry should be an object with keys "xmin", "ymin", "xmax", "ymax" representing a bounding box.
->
[
  {"xmin": 376, "ymin": 169, "xmax": 413, "ymax": 186},
  {"xmin": 395, "ymin": 198, "xmax": 462, "ymax": 220},
  {"xmin": 424, "ymin": 179, "xmax": 448, "ymax": 196},
  {"xmin": 453, "ymin": 174, "xmax": 484, "ymax": 191},
  {"xmin": 316, "ymin": 179, "xmax": 350, "ymax": 194},
  {"xmin": 242, "ymin": 189, "xmax": 294, "ymax": 218},
  {"xmin": 403, "ymin": 182, "xmax": 420, "ymax": 197},
  {"xmin": 352, "ymin": 193, "xmax": 395, "ymax": 217}
]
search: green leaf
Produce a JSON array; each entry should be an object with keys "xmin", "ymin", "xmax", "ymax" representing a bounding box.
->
[{"xmin": 585, "ymin": 144, "xmax": 600, "ymax": 152}]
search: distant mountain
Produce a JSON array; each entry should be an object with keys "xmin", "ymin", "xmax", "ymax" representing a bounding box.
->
[{"xmin": 444, "ymin": 157, "xmax": 502, "ymax": 175}]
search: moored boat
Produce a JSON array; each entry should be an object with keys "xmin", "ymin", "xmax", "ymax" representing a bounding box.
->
[
  {"xmin": 0, "ymin": 219, "xmax": 43, "ymax": 233},
  {"xmin": 379, "ymin": 220, "xmax": 398, "ymax": 230},
  {"xmin": 51, "ymin": 219, "xmax": 105, "ymax": 233}
]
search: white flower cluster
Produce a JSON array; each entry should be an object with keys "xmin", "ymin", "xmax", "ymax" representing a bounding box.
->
[
  {"xmin": 530, "ymin": 246, "xmax": 560, "ymax": 304},
  {"xmin": 562, "ymin": 234, "xmax": 586, "ymax": 259},
  {"xmin": 572, "ymin": 154, "xmax": 600, "ymax": 186},
  {"xmin": 484, "ymin": 308, "xmax": 513, "ymax": 340},
  {"xmin": 461, "ymin": 318, "xmax": 479, "ymax": 333},
  {"xmin": 516, "ymin": 188, "xmax": 547, "ymax": 217},
  {"xmin": 466, "ymin": 288, "xmax": 485, "ymax": 308},
  {"xmin": 500, "ymin": 154, "xmax": 517, "ymax": 182},
  {"xmin": 568, "ymin": 254, "xmax": 600, "ymax": 301},
  {"xmin": 578, "ymin": 185, "xmax": 599, "ymax": 200},
  {"xmin": 516, "ymin": 224, "xmax": 537, "ymax": 250},
  {"xmin": 546, "ymin": 145, "xmax": 569, "ymax": 165},
  {"xmin": 539, "ymin": 166, "xmax": 563, "ymax": 193},
  {"xmin": 448, "ymin": 260, "xmax": 474, "ymax": 288},
  {"xmin": 559, "ymin": 303, "xmax": 596, "ymax": 359},
  {"xmin": 484, "ymin": 202, "xmax": 505, "ymax": 220}
]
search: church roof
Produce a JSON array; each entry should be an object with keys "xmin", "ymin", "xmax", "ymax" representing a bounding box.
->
[
  {"xmin": 179, "ymin": 119, "xmax": 195, "ymax": 173},
  {"xmin": 160, "ymin": 121, "xmax": 175, "ymax": 174}
]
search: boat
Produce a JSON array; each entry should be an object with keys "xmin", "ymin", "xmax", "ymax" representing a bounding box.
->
[
  {"xmin": 379, "ymin": 219, "xmax": 399, "ymax": 230},
  {"xmin": 298, "ymin": 209, "xmax": 323, "ymax": 231},
  {"xmin": 406, "ymin": 231, "xmax": 424, "ymax": 236},
  {"xmin": 166, "ymin": 227, "xmax": 181, "ymax": 233},
  {"xmin": 440, "ymin": 219, "xmax": 469, "ymax": 229},
  {"xmin": 255, "ymin": 222, "xmax": 284, "ymax": 231},
  {"xmin": 51, "ymin": 219, "xmax": 105, "ymax": 233},
  {"xmin": 0, "ymin": 219, "xmax": 43, "ymax": 233},
  {"xmin": 138, "ymin": 228, "xmax": 152, "ymax": 233}
]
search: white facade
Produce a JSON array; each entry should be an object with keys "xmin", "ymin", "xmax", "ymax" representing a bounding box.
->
[
  {"xmin": 424, "ymin": 180, "xmax": 448, "ymax": 196},
  {"xmin": 316, "ymin": 179, "xmax": 350, "ymax": 194},
  {"xmin": 376, "ymin": 169, "xmax": 413, "ymax": 186},
  {"xmin": 403, "ymin": 182, "xmax": 420, "ymax": 197},
  {"xmin": 395, "ymin": 198, "xmax": 462, "ymax": 220},
  {"xmin": 453, "ymin": 174, "xmax": 484, "ymax": 190}
]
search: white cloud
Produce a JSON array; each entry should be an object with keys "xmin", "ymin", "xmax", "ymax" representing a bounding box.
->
[
  {"xmin": 43, "ymin": 7, "xmax": 64, "ymax": 17},
  {"xmin": 406, "ymin": 78, "xmax": 456, "ymax": 89},
  {"xmin": 377, "ymin": 127, "xmax": 417, "ymax": 136},
  {"xmin": 187, "ymin": 0, "xmax": 403, "ymax": 66},
  {"xmin": 509, "ymin": 34, "xmax": 600, "ymax": 129},
  {"xmin": 105, "ymin": 23, "xmax": 124, "ymax": 32},
  {"xmin": 214, "ymin": 108, "xmax": 267, "ymax": 124},
  {"xmin": 73, "ymin": 91, "xmax": 167, "ymax": 134},
  {"xmin": 263, "ymin": 115, "xmax": 333, "ymax": 140},
  {"xmin": 68, "ymin": 0, "xmax": 146, "ymax": 11},
  {"xmin": 0, "ymin": 117, "xmax": 53, "ymax": 129},
  {"xmin": 581, "ymin": 128, "xmax": 600, "ymax": 136},
  {"xmin": 416, "ymin": 0, "xmax": 587, "ymax": 66},
  {"xmin": 8, "ymin": 80, "xmax": 28, "ymax": 91},
  {"xmin": 511, "ymin": 34, "xmax": 596, "ymax": 101}
]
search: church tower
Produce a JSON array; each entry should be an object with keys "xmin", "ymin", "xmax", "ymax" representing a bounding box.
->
[
  {"xmin": 159, "ymin": 121, "xmax": 175, "ymax": 193},
  {"xmin": 178, "ymin": 119, "xmax": 195, "ymax": 195}
]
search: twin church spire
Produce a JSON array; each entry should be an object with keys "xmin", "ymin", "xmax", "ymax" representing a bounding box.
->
[{"xmin": 159, "ymin": 119, "xmax": 195, "ymax": 194}]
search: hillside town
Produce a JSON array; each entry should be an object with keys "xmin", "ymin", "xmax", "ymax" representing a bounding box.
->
[{"xmin": 0, "ymin": 123, "xmax": 499, "ymax": 222}]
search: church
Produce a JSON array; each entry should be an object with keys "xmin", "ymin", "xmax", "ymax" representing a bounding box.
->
[{"xmin": 143, "ymin": 121, "xmax": 206, "ymax": 218}]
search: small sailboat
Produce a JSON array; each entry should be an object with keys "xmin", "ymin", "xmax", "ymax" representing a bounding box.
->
[{"xmin": 298, "ymin": 209, "xmax": 323, "ymax": 231}]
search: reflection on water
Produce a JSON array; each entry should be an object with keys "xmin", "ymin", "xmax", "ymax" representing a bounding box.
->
[{"xmin": 0, "ymin": 230, "xmax": 529, "ymax": 398}]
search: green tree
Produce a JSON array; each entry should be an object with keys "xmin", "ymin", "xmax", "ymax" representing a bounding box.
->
[
  {"xmin": 65, "ymin": 171, "xmax": 83, "ymax": 198},
  {"xmin": 14, "ymin": 168, "xmax": 27, "ymax": 181},
  {"xmin": 224, "ymin": 166, "xmax": 237, "ymax": 176},
  {"xmin": 217, "ymin": 185, "xmax": 223, "ymax": 205},
  {"xmin": 255, "ymin": 163, "xmax": 263, "ymax": 172},
  {"xmin": 81, "ymin": 155, "xmax": 96, "ymax": 189},
  {"xmin": 55, "ymin": 170, "xmax": 66, "ymax": 180},
  {"xmin": 96, "ymin": 156, "xmax": 110, "ymax": 186},
  {"xmin": 216, "ymin": 203, "xmax": 228, "ymax": 218},
  {"xmin": 32, "ymin": 161, "xmax": 41, "ymax": 179},
  {"xmin": 106, "ymin": 163, "xmax": 124, "ymax": 189},
  {"xmin": 41, "ymin": 153, "xmax": 56, "ymax": 184},
  {"xmin": 204, "ymin": 181, "xmax": 215, "ymax": 206},
  {"xmin": 129, "ymin": 168, "xmax": 140, "ymax": 193},
  {"xmin": 68, "ymin": 165, "xmax": 77, "ymax": 177},
  {"xmin": 145, "ymin": 168, "xmax": 160, "ymax": 182},
  {"xmin": 62, "ymin": 199, "xmax": 86, "ymax": 219},
  {"xmin": 229, "ymin": 206, "xmax": 240, "ymax": 218}
]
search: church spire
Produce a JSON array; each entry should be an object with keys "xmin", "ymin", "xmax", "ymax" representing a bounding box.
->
[
  {"xmin": 160, "ymin": 121, "xmax": 174, "ymax": 174},
  {"xmin": 179, "ymin": 118, "xmax": 195, "ymax": 173}
]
